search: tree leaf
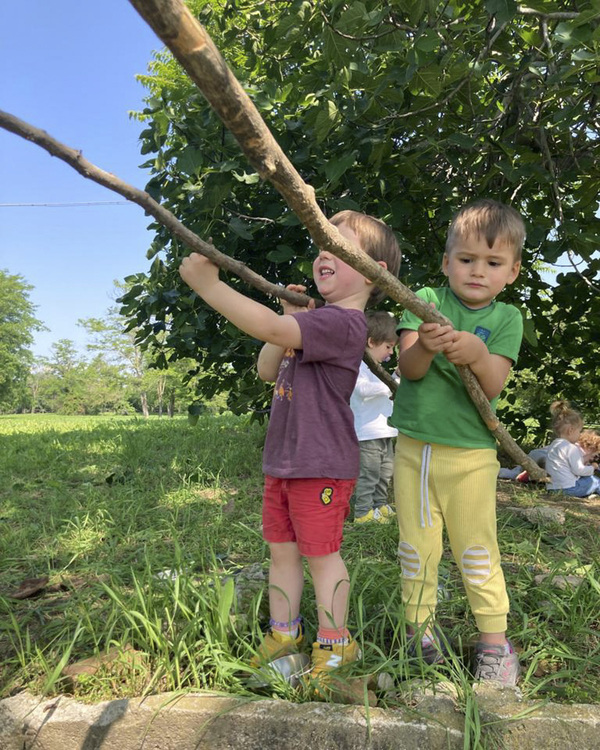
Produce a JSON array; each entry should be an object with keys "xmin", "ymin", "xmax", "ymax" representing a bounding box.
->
[
  {"xmin": 323, "ymin": 151, "xmax": 357, "ymax": 184},
  {"xmin": 228, "ymin": 217, "xmax": 253, "ymax": 240}
]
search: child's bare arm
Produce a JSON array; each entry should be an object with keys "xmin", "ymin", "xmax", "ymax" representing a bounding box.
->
[
  {"xmin": 257, "ymin": 284, "xmax": 315, "ymax": 382},
  {"xmin": 444, "ymin": 331, "xmax": 512, "ymax": 400},
  {"xmin": 179, "ymin": 253, "xmax": 303, "ymax": 349},
  {"xmin": 257, "ymin": 344, "xmax": 286, "ymax": 382},
  {"xmin": 397, "ymin": 323, "xmax": 454, "ymax": 380}
]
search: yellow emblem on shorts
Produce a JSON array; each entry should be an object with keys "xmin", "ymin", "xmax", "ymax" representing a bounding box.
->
[{"xmin": 320, "ymin": 487, "xmax": 333, "ymax": 505}]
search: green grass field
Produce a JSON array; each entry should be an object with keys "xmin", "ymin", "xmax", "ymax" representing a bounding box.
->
[{"xmin": 1, "ymin": 413, "xmax": 599, "ymax": 711}]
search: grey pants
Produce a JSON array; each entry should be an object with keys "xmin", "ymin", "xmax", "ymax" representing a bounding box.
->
[{"xmin": 354, "ymin": 437, "xmax": 395, "ymax": 518}]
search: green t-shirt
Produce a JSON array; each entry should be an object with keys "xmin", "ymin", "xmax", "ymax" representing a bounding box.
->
[{"xmin": 389, "ymin": 287, "xmax": 523, "ymax": 449}]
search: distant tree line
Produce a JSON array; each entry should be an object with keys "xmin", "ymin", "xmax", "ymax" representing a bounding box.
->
[{"xmin": 0, "ymin": 271, "xmax": 224, "ymax": 417}]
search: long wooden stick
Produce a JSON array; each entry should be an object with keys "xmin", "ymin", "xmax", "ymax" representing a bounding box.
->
[
  {"xmin": 0, "ymin": 107, "xmax": 544, "ymax": 480},
  {"xmin": 124, "ymin": 0, "xmax": 547, "ymax": 481},
  {"xmin": 0, "ymin": 27, "xmax": 546, "ymax": 482}
]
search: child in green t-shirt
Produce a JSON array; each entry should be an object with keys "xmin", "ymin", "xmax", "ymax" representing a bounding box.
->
[{"xmin": 390, "ymin": 199, "xmax": 524, "ymax": 686}]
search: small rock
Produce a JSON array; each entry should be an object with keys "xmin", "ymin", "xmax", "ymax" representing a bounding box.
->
[
  {"xmin": 406, "ymin": 679, "xmax": 460, "ymax": 702},
  {"xmin": 505, "ymin": 505, "xmax": 565, "ymax": 525},
  {"xmin": 61, "ymin": 645, "xmax": 147, "ymax": 690},
  {"xmin": 326, "ymin": 676, "xmax": 377, "ymax": 707},
  {"xmin": 234, "ymin": 563, "xmax": 267, "ymax": 612},
  {"xmin": 533, "ymin": 573, "xmax": 584, "ymax": 591}
]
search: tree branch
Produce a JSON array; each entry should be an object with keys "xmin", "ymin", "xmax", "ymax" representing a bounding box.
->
[
  {"xmin": 0, "ymin": 6, "xmax": 547, "ymax": 481},
  {"xmin": 0, "ymin": 110, "xmax": 309, "ymax": 310},
  {"xmin": 124, "ymin": 0, "xmax": 546, "ymax": 480},
  {"xmin": 517, "ymin": 6, "xmax": 579, "ymax": 21}
]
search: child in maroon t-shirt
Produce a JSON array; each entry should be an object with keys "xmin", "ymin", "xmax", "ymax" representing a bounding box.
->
[{"xmin": 180, "ymin": 210, "xmax": 400, "ymax": 690}]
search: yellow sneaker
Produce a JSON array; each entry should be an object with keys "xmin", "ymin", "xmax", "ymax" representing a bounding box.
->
[
  {"xmin": 354, "ymin": 508, "xmax": 389, "ymax": 524},
  {"xmin": 250, "ymin": 623, "xmax": 304, "ymax": 667},
  {"xmin": 308, "ymin": 639, "xmax": 361, "ymax": 696},
  {"xmin": 377, "ymin": 504, "xmax": 396, "ymax": 518}
]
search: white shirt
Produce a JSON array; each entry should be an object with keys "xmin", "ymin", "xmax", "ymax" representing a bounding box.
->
[
  {"xmin": 546, "ymin": 438, "xmax": 594, "ymax": 489},
  {"xmin": 350, "ymin": 361, "xmax": 398, "ymax": 441}
]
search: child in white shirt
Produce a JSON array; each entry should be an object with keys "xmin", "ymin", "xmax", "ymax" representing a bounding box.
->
[
  {"xmin": 350, "ymin": 311, "xmax": 399, "ymax": 523},
  {"xmin": 546, "ymin": 400, "xmax": 599, "ymax": 498}
]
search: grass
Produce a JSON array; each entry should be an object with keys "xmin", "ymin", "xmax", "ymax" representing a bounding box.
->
[{"xmin": 1, "ymin": 413, "xmax": 599, "ymax": 723}]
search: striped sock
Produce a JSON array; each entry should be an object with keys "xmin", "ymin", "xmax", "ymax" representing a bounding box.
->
[
  {"xmin": 317, "ymin": 626, "xmax": 350, "ymax": 645},
  {"xmin": 270, "ymin": 616, "xmax": 301, "ymax": 638}
]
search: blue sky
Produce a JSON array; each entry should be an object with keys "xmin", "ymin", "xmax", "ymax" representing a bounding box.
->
[{"xmin": 0, "ymin": 1, "xmax": 163, "ymax": 357}]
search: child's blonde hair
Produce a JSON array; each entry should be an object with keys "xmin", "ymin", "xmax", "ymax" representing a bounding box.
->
[
  {"xmin": 550, "ymin": 400, "xmax": 583, "ymax": 437},
  {"xmin": 329, "ymin": 210, "xmax": 401, "ymax": 307},
  {"xmin": 446, "ymin": 199, "xmax": 526, "ymax": 260}
]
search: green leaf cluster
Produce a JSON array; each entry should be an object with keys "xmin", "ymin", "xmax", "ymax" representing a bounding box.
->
[{"xmin": 123, "ymin": 0, "xmax": 600, "ymax": 428}]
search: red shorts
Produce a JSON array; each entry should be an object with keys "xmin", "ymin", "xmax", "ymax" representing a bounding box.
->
[{"xmin": 262, "ymin": 476, "xmax": 354, "ymax": 557}]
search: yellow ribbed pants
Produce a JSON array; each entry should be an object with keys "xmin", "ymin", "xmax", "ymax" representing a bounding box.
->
[{"xmin": 394, "ymin": 433, "xmax": 509, "ymax": 634}]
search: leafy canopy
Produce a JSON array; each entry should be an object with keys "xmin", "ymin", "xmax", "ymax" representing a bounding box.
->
[{"xmin": 120, "ymin": 0, "xmax": 600, "ymax": 432}]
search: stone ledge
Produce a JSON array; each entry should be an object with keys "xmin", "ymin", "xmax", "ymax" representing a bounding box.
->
[{"xmin": 1, "ymin": 686, "xmax": 599, "ymax": 750}]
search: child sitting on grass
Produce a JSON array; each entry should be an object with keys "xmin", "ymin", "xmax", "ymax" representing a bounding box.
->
[
  {"xmin": 350, "ymin": 310, "xmax": 399, "ymax": 524},
  {"xmin": 498, "ymin": 445, "xmax": 550, "ymax": 483},
  {"xmin": 546, "ymin": 401, "xmax": 600, "ymax": 498},
  {"xmin": 577, "ymin": 429, "xmax": 600, "ymax": 467}
]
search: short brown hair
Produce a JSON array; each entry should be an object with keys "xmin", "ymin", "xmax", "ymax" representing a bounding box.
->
[
  {"xmin": 446, "ymin": 199, "xmax": 526, "ymax": 260},
  {"xmin": 366, "ymin": 310, "xmax": 398, "ymax": 345},
  {"xmin": 330, "ymin": 210, "xmax": 401, "ymax": 307}
]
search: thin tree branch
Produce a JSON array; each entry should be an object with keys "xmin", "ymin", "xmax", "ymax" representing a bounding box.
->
[
  {"xmin": 0, "ymin": 110, "xmax": 308, "ymax": 309},
  {"xmin": 517, "ymin": 6, "xmax": 579, "ymax": 21}
]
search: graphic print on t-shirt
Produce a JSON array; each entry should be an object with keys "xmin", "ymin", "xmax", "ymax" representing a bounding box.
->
[
  {"xmin": 474, "ymin": 326, "xmax": 491, "ymax": 342},
  {"xmin": 274, "ymin": 348, "xmax": 294, "ymax": 402}
]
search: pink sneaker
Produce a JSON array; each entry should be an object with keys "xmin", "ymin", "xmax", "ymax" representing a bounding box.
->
[{"xmin": 474, "ymin": 641, "xmax": 520, "ymax": 686}]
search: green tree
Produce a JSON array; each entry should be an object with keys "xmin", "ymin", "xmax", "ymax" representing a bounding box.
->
[
  {"xmin": 120, "ymin": 0, "xmax": 600, "ymax": 432},
  {"xmin": 79, "ymin": 281, "xmax": 153, "ymax": 416},
  {"xmin": 79, "ymin": 282, "xmax": 202, "ymax": 416},
  {"xmin": 31, "ymin": 341, "xmax": 134, "ymax": 415},
  {"xmin": 36, "ymin": 339, "xmax": 88, "ymax": 414},
  {"xmin": 0, "ymin": 270, "xmax": 44, "ymax": 412}
]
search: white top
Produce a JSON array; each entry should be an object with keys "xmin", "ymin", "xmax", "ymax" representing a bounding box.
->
[
  {"xmin": 350, "ymin": 361, "xmax": 398, "ymax": 441},
  {"xmin": 546, "ymin": 438, "xmax": 594, "ymax": 489}
]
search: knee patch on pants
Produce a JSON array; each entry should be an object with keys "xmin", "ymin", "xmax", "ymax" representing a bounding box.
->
[
  {"xmin": 397, "ymin": 541, "xmax": 420, "ymax": 578},
  {"xmin": 461, "ymin": 545, "xmax": 491, "ymax": 585}
]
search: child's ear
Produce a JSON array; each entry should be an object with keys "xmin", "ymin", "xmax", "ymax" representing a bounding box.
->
[
  {"xmin": 442, "ymin": 253, "xmax": 450, "ymax": 277},
  {"xmin": 364, "ymin": 260, "xmax": 387, "ymax": 288},
  {"xmin": 507, "ymin": 260, "xmax": 521, "ymax": 284}
]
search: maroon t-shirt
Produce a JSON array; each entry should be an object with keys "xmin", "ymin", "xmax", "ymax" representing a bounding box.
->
[{"xmin": 262, "ymin": 305, "xmax": 367, "ymax": 479}]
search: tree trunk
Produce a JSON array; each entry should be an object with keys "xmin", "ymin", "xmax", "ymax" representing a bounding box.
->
[
  {"xmin": 156, "ymin": 375, "xmax": 166, "ymax": 417},
  {"xmin": 140, "ymin": 392, "xmax": 149, "ymax": 419}
]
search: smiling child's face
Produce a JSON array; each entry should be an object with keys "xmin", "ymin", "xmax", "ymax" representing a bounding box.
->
[{"xmin": 312, "ymin": 222, "xmax": 372, "ymax": 306}]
